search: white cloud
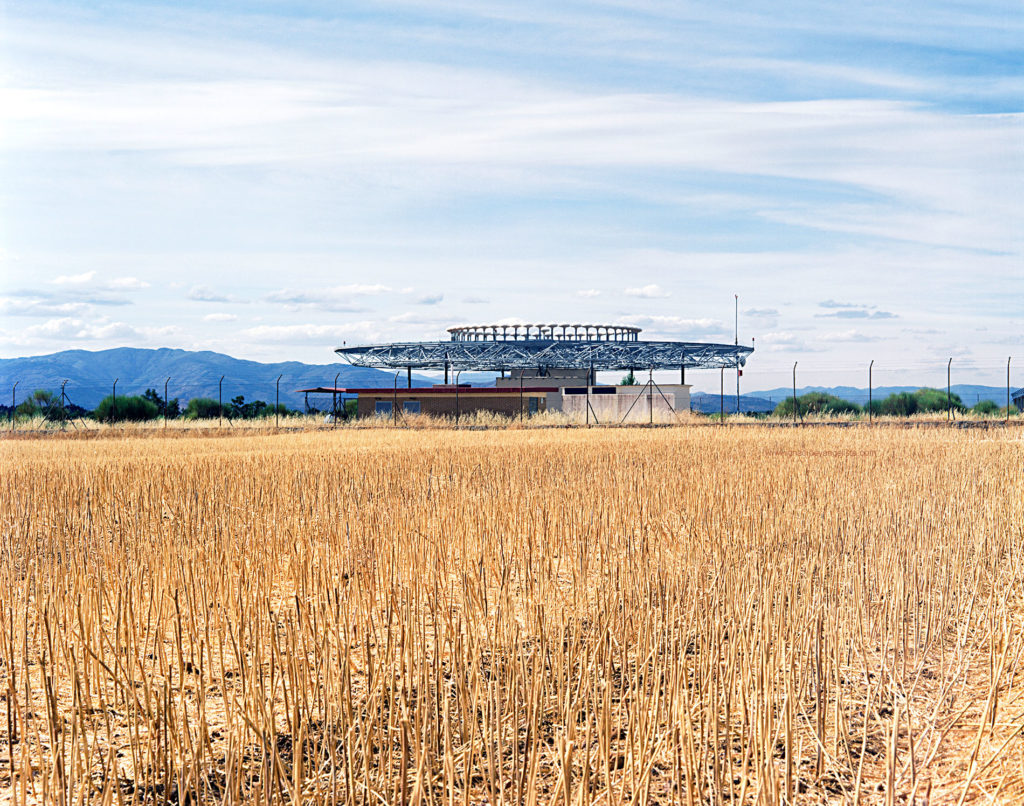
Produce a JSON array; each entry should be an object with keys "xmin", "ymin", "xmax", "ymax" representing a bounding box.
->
[
  {"xmin": 0, "ymin": 296, "xmax": 92, "ymax": 317},
  {"xmin": 1, "ymin": 316, "xmax": 178, "ymax": 345},
  {"xmin": 187, "ymin": 285, "xmax": 247, "ymax": 303},
  {"xmin": 203, "ymin": 312, "xmax": 238, "ymax": 323},
  {"xmin": 107, "ymin": 276, "xmax": 150, "ymax": 290},
  {"xmin": 576, "ymin": 289, "xmax": 601, "ymax": 298},
  {"xmin": 52, "ymin": 271, "xmax": 96, "ymax": 285},
  {"xmin": 239, "ymin": 322, "xmax": 384, "ymax": 344},
  {"xmin": 50, "ymin": 271, "xmax": 149, "ymax": 291},
  {"xmin": 819, "ymin": 329, "xmax": 885, "ymax": 343},
  {"xmin": 264, "ymin": 284, "xmax": 392, "ymax": 312},
  {"xmin": 624, "ymin": 284, "xmax": 670, "ymax": 299}
]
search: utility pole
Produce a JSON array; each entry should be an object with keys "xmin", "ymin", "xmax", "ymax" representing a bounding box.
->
[
  {"xmin": 219, "ymin": 375, "xmax": 225, "ymax": 428},
  {"xmin": 1008, "ymin": 357, "xmax": 1012, "ymax": 424},
  {"xmin": 10, "ymin": 381, "xmax": 17, "ymax": 431},
  {"xmin": 112, "ymin": 378, "xmax": 118, "ymax": 425},
  {"xmin": 164, "ymin": 377, "xmax": 170, "ymax": 428}
]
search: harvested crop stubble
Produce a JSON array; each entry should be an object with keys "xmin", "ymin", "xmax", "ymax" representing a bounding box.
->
[{"xmin": 0, "ymin": 427, "xmax": 1022, "ymax": 804}]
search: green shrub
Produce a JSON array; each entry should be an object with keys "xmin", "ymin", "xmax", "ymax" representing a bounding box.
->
[
  {"xmin": 773, "ymin": 392, "xmax": 860, "ymax": 418},
  {"xmin": 93, "ymin": 394, "xmax": 159, "ymax": 422},
  {"xmin": 879, "ymin": 392, "xmax": 917, "ymax": 416},
  {"xmin": 972, "ymin": 400, "xmax": 1000, "ymax": 415},
  {"xmin": 183, "ymin": 397, "xmax": 230, "ymax": 420},
  {"xmin": 914, "ymin": 387, "xmax": 964, "ymax": 413}
]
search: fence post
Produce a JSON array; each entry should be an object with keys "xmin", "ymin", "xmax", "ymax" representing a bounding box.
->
[
  {"xmin": 276, "ymin": 374, "xmax": 282, "ymax": 428},
  {"xmin": 219, "ymin": 375, "xmax": 224, "ymax": 427},
  {"xmin": 719, "ymin": 368, "xmax": 724, "ymax": 423},
  {"xmin": 393, "ymin": 371, "xmax": 400, "ymax": 425},
  {"xmin": 112, "ymin": 378, "xmax": 118, "ymax": 425},
  {"xmin": 947, "ymin": 358, "xmax": 952, "ymax": 421},
  {"xmin": 868, "ymin": 360, "xmax": 873, "ymax": 424},
  {"xmin": 1008, "ymin": 357, "xmax": 1012, "ymax": 424},
  {"xmin": 649, "ymin": 369, "xmax": 654, "ymax": 424},
  {"xmin": 11, "ymin": 381, "xmax": 18, "ymax": 431},
  {"xmin": 792, "ymin": 362, "xmax": 798, "ymax": 425},
  {"xmin": 455, "ymin": 370, "xmax": 462, "ymax": 425},
  {"xmin": 60, "ymin": 380, "xmax": 68, "ymax": 429},
  {"xmin": 333, "ymin": 371, "xmax": 340, "ymax": 428}
]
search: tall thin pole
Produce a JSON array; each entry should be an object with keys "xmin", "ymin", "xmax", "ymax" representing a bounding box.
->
[
  {"xmin": 112, "ymin": 378, "xmax": 118, "ymax": 425},
  {"xmin": 276, "ymin": 374, "xmax": 282, "ymax": 428},
  {"xmin": 947, "ymin": 358, "xmax": 952, "ymax": 421},
  {"xmin": 11, "ymin": 381, "xmax": 18, "ymax": 431},
  {"xmin": 333, "ymin": 371, "xmax": 340, "ymax": 427},
  {"xmin": 868, "ymin": 360, "xmax": 873, "ymax": 424},
  {"xmin": 735, "ymin": 294, "xmax": 740, "ymax": 416},
  {"xmin": 407, "ymin": 366, "xmax": 412, "ymax": 389},
  {"xmin": 520, "ymin": 372, "xmax": 524, "ymax": 422},
  {"xmin": 792, "ymin": 363, "xmax": 798, "ymax": 425},
  {"xmin": 219, "ymin": 375, "xmax": 224, "ymax": 427},
  {"xmin": 1008, "ymin": 357, "xmax": 1012, "ymax": 424},
  {"xmin": 165, "ymin": 377, "xmax": 170, "ymax": 428},
  {"xmin": 60, "ymin": 380, "xmax": 68, "ymax": 429}
]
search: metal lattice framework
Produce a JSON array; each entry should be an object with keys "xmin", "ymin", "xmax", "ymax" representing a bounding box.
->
[{"xmin": 337, "ymin": 324, "xmax": 752, "ymax": 371}]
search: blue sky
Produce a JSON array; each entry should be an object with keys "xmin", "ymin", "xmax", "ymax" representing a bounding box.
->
[{"xmin": 1, "ymin": 0, "xmax": 1021, "ymax": 390}]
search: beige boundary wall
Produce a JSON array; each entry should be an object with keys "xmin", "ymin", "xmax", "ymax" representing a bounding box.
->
[{"xmin": 556, "ymin": 384, "xmax": 690, "ymax": 422}]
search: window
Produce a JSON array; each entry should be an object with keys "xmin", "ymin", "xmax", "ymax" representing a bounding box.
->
[
  {"xmin": 528, "ymin": 397, "xmax": 539, "ymax": 415},
  {"xmin": 403, "ymin": 401, "xmax": 421, "ymax": 414},
  {"xmin": 375, "ymin": 401, "xmax": 393, "ymax": 415}
]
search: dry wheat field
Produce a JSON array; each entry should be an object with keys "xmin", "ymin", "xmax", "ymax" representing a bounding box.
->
[{"xmin": 1, "ymin": 426, "xmax": 1022, "ymax": 805}]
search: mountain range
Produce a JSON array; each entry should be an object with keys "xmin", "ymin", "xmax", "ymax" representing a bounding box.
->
[
  {"xmin": 0, "ymin": 347, "xmax": 433, "ymax": 409},
  {"xmin": 0, "ymin": 347, "xmax": 1016, "ymax": 412}
]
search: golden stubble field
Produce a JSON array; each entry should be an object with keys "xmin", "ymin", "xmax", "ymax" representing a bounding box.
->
[{"xmin": 0, "ymin": 426, "xmax": 1022, "ymax": 805}]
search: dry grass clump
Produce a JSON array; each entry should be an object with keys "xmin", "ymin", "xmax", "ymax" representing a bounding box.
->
[{"xmin": 1, "ymin": 427, "xmax": 1022, "ymax": 804}]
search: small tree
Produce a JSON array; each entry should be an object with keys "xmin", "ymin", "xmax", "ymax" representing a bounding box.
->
[
  {"xmin": 972, "ymin": 400, "xmax": 1000, "ymax": 415},
  {"xmin": 144, "ymin": 388, "xmax": 180, "ymax": 419},
  {"xmin": 620, "ymin": 370, "xmax": 637, "ymax": 386}
]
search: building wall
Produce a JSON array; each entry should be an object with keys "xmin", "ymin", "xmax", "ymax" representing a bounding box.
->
[
  {"xmin": 558, "ymin": 384, "xmax": 691, "ymax": 422},
  {"xmin": 358, "ymin": 393, "xmax": 548, "ymax": 419},
  {"xmin": 356, "ymin": 384, "xmax": 690, "ymax": 421}
]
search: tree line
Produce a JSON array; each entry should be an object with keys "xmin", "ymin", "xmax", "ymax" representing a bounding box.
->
[
  {"xmin": 4, "ymin": 388, "xmax": 319, "ymax": 423},
  {"xmin": 772, "ymin": 387, "xmax": 1014, "ymax": 418}
]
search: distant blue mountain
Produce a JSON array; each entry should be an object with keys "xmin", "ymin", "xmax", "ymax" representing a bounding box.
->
[{"xmin": 0, "ymin": 347, "xmax": 435, "ymax": 410}]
